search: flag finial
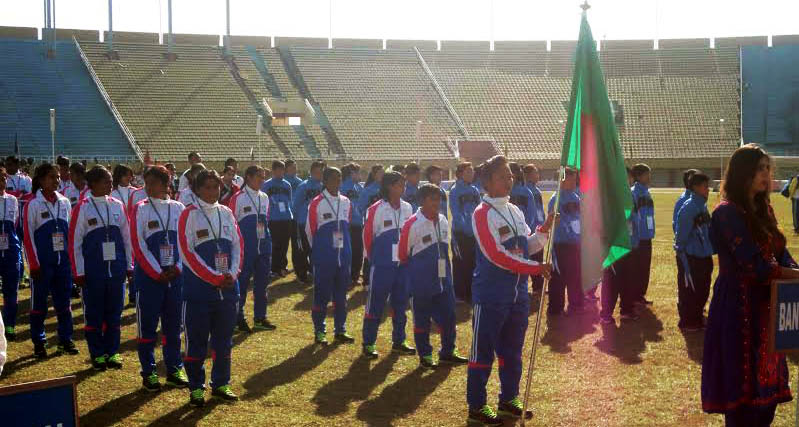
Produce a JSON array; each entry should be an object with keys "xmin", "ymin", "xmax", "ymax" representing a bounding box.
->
[{"xmin": 580, "ymin": 1, "xmax": 591, "ymax": 11}]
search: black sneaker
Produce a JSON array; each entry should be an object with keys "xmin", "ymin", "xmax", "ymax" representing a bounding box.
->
[
  {"xmin": 142, "ymin": 373, "xmax": 162, "ymax": 392},
  {"xmin": 420, "ymin": 355, "xmax": 438, "ymax": 369},
  {"xmin": 497, "ymin": 397, "xmax": 534, "ymax": 420},
  {"xmin": 392, "ymin": 341, "xmax": 416, "ymax": 355},
  {"xmin": 467, "ymin": 405, "xmax": 503, "ymax": 426},
  {"xmin": 211, "ymin": 385, "xmax": 239, "ymax": 401},
  {"xmin": 315, "ymin": 332, "xmax": 329, "ymax": 346},
  {"xmin": 439, "ymin": 350, "xmax": 469, "ymax": 365},
  {"xmin": 106, "ymin": 353, "xmax": 123, "ymax": 369},
  {"xmin": 71, "ymin": 286, "xmax": 81, "ymax": 299},
  {"xmin": 166, "ymin": 369, "xmax": 190, "ymax": 388},
  {"xmin": 92, "ymin": 356, "xmax": 107, "ymax": 371},
  {"xmin": 253, "ymin": 319, "xmax": 276, "ymax": 331},
  {"xmin": 334, "ymin": 332, "xmax": 355, "ymax": 343},
  {"xmin": 4, "ymin": 326, "xmax": 16, "ymax": 341},
  {"xmin": 189, "ymin": 389, "xmax": 205, "ymax": 407},
  {"xmin": 362, "ymin": 344, "xmax": 379, "ymax": 359},
  {"xmin": 237, "ymin": 319, "xmax": 253, "ymax": 334},
  {"xmin": 34, "ymin": 342, "xmax": 47, "ymax": 359},
  {"xmin": 57, "ymin": 340, "xmax": 80, "ymax": 355}
]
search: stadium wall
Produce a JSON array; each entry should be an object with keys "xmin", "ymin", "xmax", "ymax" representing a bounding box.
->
[
  {"xmin": 386, "ymin": 39, "xmax": 437, "ymax": 50},
  {"xmin": 229, "ymin": 35, "xmax": 271, "ymax": 48},
  {"xmin": 440, "ymin": 40, "xmax": 489, "ymax": 51},
  {"xmin": 493, "ymin": 40, "xmax": 547, "ymax": 51},
  {"xmin": 658, "ymin": 38, "xmax": 709, "ymax": 49},
  {"xmin": 333, "ymin": 38, "xmax": 382, "ymax": 49},
  {"xmin": 172, "ymin": 33, "xmax": 220, "ymax": 45},
  {"xmin": 42, "ymin": 28, "xmax": 99, "ymax": 41},
  {"xmin": 0, "ymin": 26, "xmax": 37, "ymax": 40},
  {"xmin": 103, "ymin": 31, "xmax": 158, "ymax": 44},
  {"xmin": 275, "ymin": 37, "xmax": 328, "ymax": 48}
]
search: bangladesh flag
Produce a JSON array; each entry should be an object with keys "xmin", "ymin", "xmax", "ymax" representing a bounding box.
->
[{"xmin": 560, "ymin": 8, "xmax": 633, "ymax": 290}]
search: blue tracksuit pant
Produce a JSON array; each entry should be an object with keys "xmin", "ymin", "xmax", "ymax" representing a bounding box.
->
[
  {"xmin": 411, "ymin": 286, "xmax": 456, "ymax": 358},
  {"xmin": 238, "ymin": 252, "xmax": 271, "ymax": 322},
  {"xmin": 793, "ymin": 199, "xmax": 799, "ymax": 232},
  {"xmin": 30, "ymin": 266, "xmax": 73, "ymax": 345},
  {"xmin": 136, "ymin": 274, "xmax": 183, "ymax": 377},
  {"xmin": 466, "ymin": 301, "xmax": 529, "ymax": 409},
  {"xmin": 1, "ymin": 254, "xmax": 20, "ymax": 327},
  {"xmin": 183, "ymin": 298, "xmax": 237, "ymax": 390},
  {"xmin": 362, "ymin": 265, "xmax": 408, "ymax": 346},
  {"xmin": 82, "ymin": 275, "xmax": 125, "ymax": 358},
  {"xmin": 312, "ymin": 262, "xmax": 350, "ymax": 334}
]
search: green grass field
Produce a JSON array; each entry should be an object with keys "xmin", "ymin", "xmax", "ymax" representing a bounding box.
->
[{"xmin": 3, "ymin": 192, "xmax": 799, "ymax": 426}]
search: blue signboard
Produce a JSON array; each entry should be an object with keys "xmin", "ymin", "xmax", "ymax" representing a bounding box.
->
[
  {"xmin": 0, "ymin": 376, "xmax": 78, "ymax": 427},
  {"xmin": 769, "ymin": 280, "xmax": 799, "ymax": 353}
]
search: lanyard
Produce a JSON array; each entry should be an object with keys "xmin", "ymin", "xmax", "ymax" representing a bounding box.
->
[
  {"xmin": 323, "ymin": 192, "xmax": 341, "ymax": 232},
  {"xmin": 116, "ymin": 186, "xmax": 130, "ymax": 207},
  {"xmin": 244, "ymin": 187, "xmax": 262, "ymax": 218},
  {"xmin": 391, "ymin": 204, "xmax": 402, "ymax": 243},
  {"xmin": 44, "ymin": 197, "xmax": 62, "ymax": 233},
  {"xmin": 1, "ymin": 196, "xmax": 6, "ymax": 235},
  {"xmin": 90, "ymin": 198, "xmax": 111, "ymax": 241},
  {"xmin": 198, "ymin": 205, "xmax": 223, "ymax": 251},
  {"xmin": 486, "ymin": 199, "xmax": 519, "ymax": 240},
  {"xmin": 433, "ymin": 217, "xmax": 443, "ymax": 259},
  {"xmin": 148, "ymin": 197, "xmax": 171, "ymax": 244}
]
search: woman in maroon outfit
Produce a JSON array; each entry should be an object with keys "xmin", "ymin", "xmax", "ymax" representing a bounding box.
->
[{"xmin": 702, "ymin": 144, "xmax": 799, "ymax": 426}]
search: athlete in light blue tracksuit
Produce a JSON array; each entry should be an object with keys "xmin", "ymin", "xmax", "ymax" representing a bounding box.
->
[
  {"xmin": 361, "ymin": 171, "xmax": 416, "ymax": 358},
  {"xmin": 509, "ymin": 163, "xmax": 536, "ymax": 229},
  {"xmin": 0, "ymin": 169, "xmax": 21, "ymax": 340},
  {"xmin": 356, "ymin": 165, "xmax": 385, "ymax": 286},
  {"xmin": 466, "ymin": 156, "xmax": 553, "ymax": 425},
  {"xmin": 673, "ymin": 169, "xmax": 699, "ymax": 233},
  {"xmin": 399, "ymin": 184, "xmax": 468, "ymax": 369},
  {"xmin": 230, "ymin": 166, "xmax": 275, "ymax": 333},
  {"xmin": 341, "ymin": 163, "xmax": 364, "ymax": 284},
  {"xmin": 24, "ymin": 163, "xmax": 77, "ymax": 358},
  {"xmin": 449, "ymin": 162, "xmax": 481, "ymax": 303},
  {"xmin": 307, "ymin": 167, "xmax": 355, "ymax": 344},
  {"xmin": 402, "ymin": 163, "xmax": 421, "ymax": 212},
  {"xmin": 178, "ymin": 170, "xmax": 243, "ymax": 406},
  {"xmin": 292, "ymin": 161, "xmax": 326, "ymax": 283},
  {"xmin": 69, "ymin": 166, "xmax": 133, "ymax": 371},
  {"xmin": 262, "ymin": 161, "xmax": 293, "ymax": 276},
  {"xmin": 631, "ymin": 164, "xmax": 655, "ymax": 304},
  {"xmin": 131, "ymin": 165, "xmax": 189, "ymax": 391}
]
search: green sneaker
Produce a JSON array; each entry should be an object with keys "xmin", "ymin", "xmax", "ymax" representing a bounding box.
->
[
  {"xmin": 362, "ymin": 344, "xmax": 379, "ymax": 359},
  {"xmin": 253, "ymin": 319, "xmax": 277, "ymax": 331},
  {"xmin": 467, "ymin": 405, "xmax": 502, "ymax": 426},
  {"xmin": 166, "ymin": 369, "xmax": 190, "ymax": 388},
  {"xmin": 420, "ymin": 354, "xmax": 438, "ymax": 369},
  {"xmin": 440, "ymin": 349, "xmax": 469, "ymax": 365},
  {"xmin": 189, "ymin": 389, "xmax": 205, "ymax": 407},
  {"xmin": 315, "ymin": 331, "xmax": 328, "ymax": 345},
  {"xmin": 142, "ymin": 373, "xmax": 161, "ymax": 392},
  {"xmin": 4, "ymin": 326, "xmax": 15, "ymax": 340},
  {"xmin": 211, "ymin": 384, "xmax": 239, "ymax": 401},
  {"xmin": 334, "ymin": 332, "xmax": 355, "ymax": 343},
  {"xmin": 91, "ymin": 355, "xmax": 107, "ymax": 371},
  {"xmin": 56, "ymin": 340, "xmax": 80, "ymax": 355},
  {"xmin": 497, "ymin": 397, "xmax": 533, "ymax": 420},
  {"xmin": 391, "ymin": 340, "xmax": 416, "ymax": 355},
  {"xmin": 106, "ymin": 353, "xmax": 123, "ymax": 369}
]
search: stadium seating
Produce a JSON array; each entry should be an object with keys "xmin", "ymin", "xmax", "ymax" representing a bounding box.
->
[
  {"xmin": 288, "ymin": 47, "xmax": 459, "ymax": 161},
  {"xmin": 80, "ymin": 41, "xmax": 284, "ymax": 162},
  {"xmin": 0, "ymin": 39, "xmax": 132, "ymax": 160}
]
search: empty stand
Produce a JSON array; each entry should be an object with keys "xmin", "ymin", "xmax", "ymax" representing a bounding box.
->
[
  {"xmin": 104, "ymin": 31, "xmax": 159, "ymax": 44},
  {"xmin": 0, "ymin": 26, "xmax": 38, "ymax": 40},
  {"xmin": 493, "ymin": 41, "xmax": 547, "ymax": 52},
  {"xmin": 715, "ymin": 36, "xmax": 767, "ymax": 48},
  {"xmin": 274, "ymin": 37, "xmax": 328, "ymax": 48},
  {"xmin": 0, "ymin": 40, "xmax": 131, "ymax": 160},
  {"xmin": 658, "ymin": 38, "xmax": 709, "ymax": 49},
  {"xmin": 333, "ymin": 38, "xmax": 382, "ymax": 49},
  {"xmin": 386, "ymin": 39, "xmax": 437, "ymax": 51}
]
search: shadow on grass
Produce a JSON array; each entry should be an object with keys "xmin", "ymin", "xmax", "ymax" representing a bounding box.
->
[
  {"xmin": 147, "ymin": 398, "xmax": 223, "ymax": 426},
  {"xmin": 241, "ymin": 343, "xmax": 334, "ymax": 400},
  {"xmin": 541, "ymin": 307, "xmax": 598, "ymax": 354},
  {"xmin": 312, "ymin": 353, "xmax": 399, "ymax": 416},
  {"xmin": 266, "ymin": 279, "xmax": 308, "ymax": 305},
  {"xmin": 356, "ymin": 364, "xmax": 455, "ymax": 426},
  {"xmin": 80, "ymin": 387, "xmax": 155, "ymax": 426},
  {"xmin": 594, "ymin": 306, "xmax": 664, "ymax": 364},
  {"xmin": 14, "ymin": 310, "xmax": 137, "ymax": 343},
  {"xmin": 680, "ymin": 329, "xmax": 705, "ymax": 363}
]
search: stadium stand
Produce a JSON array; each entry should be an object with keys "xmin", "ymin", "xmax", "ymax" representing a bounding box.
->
[
  {"xmin": 715, "ymin": 36, "xmax": 768, "ymax": 48},
  {"xmin": 229, "ymin": 35, "xmax": 271, "ymax": 48},
  {"xmin": 0, "ymin": 39, "xmax": 132, "ymax": 160},
  {"xmin": 274, "ymin": 37, "xmax": 328, "ymax": 48},
  {"xmin": 288, "ymin": 47, "xmax": 458, "ymax": 161},
  {"xmin": 658, "ymin": 38, "xmax": 709, "ymax": 49},
  {"xmin": 333, "ymin": 38, "xmax": 383, "ymax": 49},
  {"xmin": 386, "ymin": 39, "xmax": 437, "ymax": 50},
  {"xmin": 440, "ymin": 40, "xmax": 490, "ymax": 51},
  {"xmin": 601, "ymin": 39, "xmax": 654, "ymax": 51},
  {"xmin": 550, "ymin": 40, "xmax": 578, "ymax": 52},
  {"xmin": 104, "ymin": 31, "xmax": 159, "ymax": 44},
  {"xmin": 772, "ymin": 35, "xmax": 799, "ymax": 46},
  {"xmin": 42, "ymin": 28, "xmax": 99, "ymax": 41},
  {"xmin": 0, "ymin": 26, "xmax": 37, "ymax": 40},
  {"xmin": 493, "ymin": 40, "xmax": 547, "ymax": 52},
  {"xmin": 79, "ymin": 41, "xmax": 283, "ymax": 161},
  {"xmin": 173, "ymin": 33, "xmax": 220, "ymax": 46}
]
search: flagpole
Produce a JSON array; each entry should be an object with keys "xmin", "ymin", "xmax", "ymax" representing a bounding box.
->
[{"xmin": 520, "ymin": 165, "xmax": 564, "ymax": 426}]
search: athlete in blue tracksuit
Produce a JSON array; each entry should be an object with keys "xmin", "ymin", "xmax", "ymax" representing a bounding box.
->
[
  {"xmin": 262, "ymin": 161, "xmax": 293, "ymax": 276},
  {"xmin": 356, "ymin": 166, "xmax": 385, "ymax": 286},
  {"xmin": 674, "ymin": 172, "xmax": 714, "ymax": 330},
  {"xmin": 0, "ymin": 169, "xmax": 21, "ymax": 340},
  {"xmin": 524, "ymin": 165, "xmax": 546, "ymax": 293},
  {"xmin": 307, "ymin": 168, "xmax": 355, "ymax": 344},
  {"xmin": 402, "ymin": 163, "xmax": 421, "ymax": 212},
  {"xmin": 70, "ymin": 166, "xmax": 134, "ymax": 370},
  {"xmin": 509, "ymin": 181, "xmax": 536, "ymax": 229},
  {"xmin": 466, "ymin": 156, "xmax": 552, "ymax": 425},
  {"xmin": 24, "ymin": 163, "xmax": 77, "ymax": 358},
  {"xmin": 283, "ymin": 160, "xmax": 303, "ymax": 191},
  {"xmin": 361, "ymin": 171, "xmax": 416, "ymax": 358},
  {"xmin": 673, "ymin": 169, "xmax": 698, "ymax": 233},
  {"xmin": 450, "ymin": 163, "xmax": 481, "ymax": 302},
  {"xmin": 399, "ymin": 184, "xmax": 468, "ymax": 369},
  {"xmin": 131, "ymin": 165, "xmax": 188, "ymax": 391},
  {"xmin": 547, "ymin": 172, "xmax": 582, "ymax": 315},
  {"xmin": 631, "ymin": 164, "xmax": 655, "ymax": 304},
  {"xmin": 292, "ymin": 161, "xmax": 325, "ymax": 283},
  {"xmin": 230, "ymin": 166, "xmax": 275, "ymax": 332},
  {"xmin": 341, "ymin": 164, "xmax": 364, "ymax": 284},
  {"xmin": 6, "ymin": 157, "xmax": 32, "ymax": 288},
  {"xmin": 178, "ymin": 170, "xmax": 243, "ymax": 406}
]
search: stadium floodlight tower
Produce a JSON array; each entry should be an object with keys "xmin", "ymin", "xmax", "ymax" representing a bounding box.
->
[
  {"xmin": 105, "ymin": 0, "xmax": 119, "ymax": 59},
  {"xmin": 164, "ymin": 0, "xmax": 177, "ymax": 61},
  {"xmin": 43, "ymin": 0, "xmax": 57, "ymax": 58}
]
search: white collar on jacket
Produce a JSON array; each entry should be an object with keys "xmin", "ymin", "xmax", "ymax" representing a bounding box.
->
[
  {"xmin": 196, "ymin": 197, "xmax": 220, "ymax": 211},
  {"xmin": 482, "ymin": 195, "xmax": 510, "ymax": 207}
]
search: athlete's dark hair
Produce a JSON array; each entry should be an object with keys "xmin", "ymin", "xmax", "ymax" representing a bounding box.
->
[
  {"xmin": 365, "ymin": 164, "xmax": 384, "ymax": 186},
  {"xmin": 418, "ymin": 183, "xmax": 441, "ymax": 202},
  {"xmin": 193, "ymin": 169, "xmax": 223, "ymax": 193},
  {"xmin": 323, "ymin": 167, "xmax": 342, "ymax": 183},
  {"xmin": 86, "ymin": 165, "xmax": 112, "ymax": 187},
  {"xmin": 272, "ymin": 160, "xmax": 285, "ymax": 171},
  {"xmin": 112, "ymin": 164, "xmax": 133, "ymax": 188},
  {"xmin": 687, "ymin": 172, "xmax": 710, "ymax": 189},
  {"xmin": 481, "ymin": 155, "xmax": 508, "ymax": 187},
  {"xmin": 31, "ymin": 162, "xmax": 56, "ymax": 195},
  {"xmin": 144, "ymin": 165, "xmax": 170, "ymax": 186},
  {"xmin": 380, "ymin": 171, "xmax": 404, "ymax": 200},
  {"xmin": 245, "ymin": 165, "xmax": 263, "ymax": 179},
  {"xmin": 682, "ymin": 169, "xmax": 700, "ymax": 189}
]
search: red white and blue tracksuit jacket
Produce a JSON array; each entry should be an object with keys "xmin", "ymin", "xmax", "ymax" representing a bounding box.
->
[
  {"xmin": 178, "ymin": 188, "xmax": 198, "ymax": 209},
  {"xmin": 112, "ymin": 185, "xmax": 137, "ymax": 215},
  {"xmin": 471, "ymin": 196, "xmax": 549, "ymax": 305},
  {"xmin": 0, "ymin": 193, "xmax": 21, "ymax": 327},
  {"xmin": 229, "ymin": 187, "xmax": 272, "ymax": 258},
  {"xmin": 178, "ymin": 199, "xmax": 243, "ymax": 302},
  {"xmin": 127, "ymin": 187, "xmax": 149, "ymax": 213},
  {"xmin": 23, "ymin": 190, "xmax": 72, "ymax": 274},
  {"xmin": 68, "ymin": 194, "xmax": 134, "ymax": 280},
  {"xmin": 398, "ymin": 211, "xmax": 452, "ymax": 298},
  {"xmin": 306, "ymin": 189, "xmax": 352, "ymax": 268},
  {"xmin": 363, "ymin": 199, "xmax": 414, "ymax": 268},
  {"xmin": 131, "ymin": 197, "xmax": 184, "ymax": 282},
  {"xmin": 62, "ymin": 183, "xmax": 88, "ymax": 207}
]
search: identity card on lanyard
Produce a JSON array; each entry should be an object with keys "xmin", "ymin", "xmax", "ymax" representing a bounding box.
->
[
  {"xmin": 434, "ymin": 220, "xmax": 446, "ymax": 279},
  {"xmin": 200, "ymin": 206, "xmax": 229, "ymax": 274},
  {"xmin": 91, "ymin": 198, "xmax": 117, "ymax": 261},
  {"xmin": 489, "ymin": 201, "xmax": 522, "ymax": 257},
  {"xmin": 325, "ymin": 194, "xmax": 343, "ymax": 249},
  {"xmin": 0, "ymin": 197, "xmax": 8, "ymax": 251},
  {"xmin": 149, "ymin": 198, "xmax": 174, "ymax": 267},
  {"xmin": 48, "ymin": 200, "xmax": 65, "ymax": 252}
]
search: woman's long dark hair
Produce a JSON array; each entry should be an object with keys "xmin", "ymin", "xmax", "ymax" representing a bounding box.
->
[
  {"xmin": 112, "ymin": 164, "xmax": 133, "ymax": 188},
  {"xmin": 509, "ymin": 161, "xmax": 524, "ymax": 187},
  {"xmin": 380, "ymin": 171, "xmax": 403, "ymax": 200},
  {"xmin": 722, "ymin": 143, "xmax": 784, "ymax": 247},
  {"xmin": 31, "ymin": 162, "xmax": 56, "ymax": 195},
  {"xmin": 365, "ymin": 164, "xmax": 384, "ymax": 186}
]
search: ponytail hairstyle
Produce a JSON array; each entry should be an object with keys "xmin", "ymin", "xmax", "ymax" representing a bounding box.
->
[{"xmin": 31, "ymin": 162, "xmax": 57, "ymax": 195}]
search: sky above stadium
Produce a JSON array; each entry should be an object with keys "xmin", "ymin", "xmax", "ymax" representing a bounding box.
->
[{"xmin": 2, "ymin": 0, "xmax": 798, "ymax": 43}]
